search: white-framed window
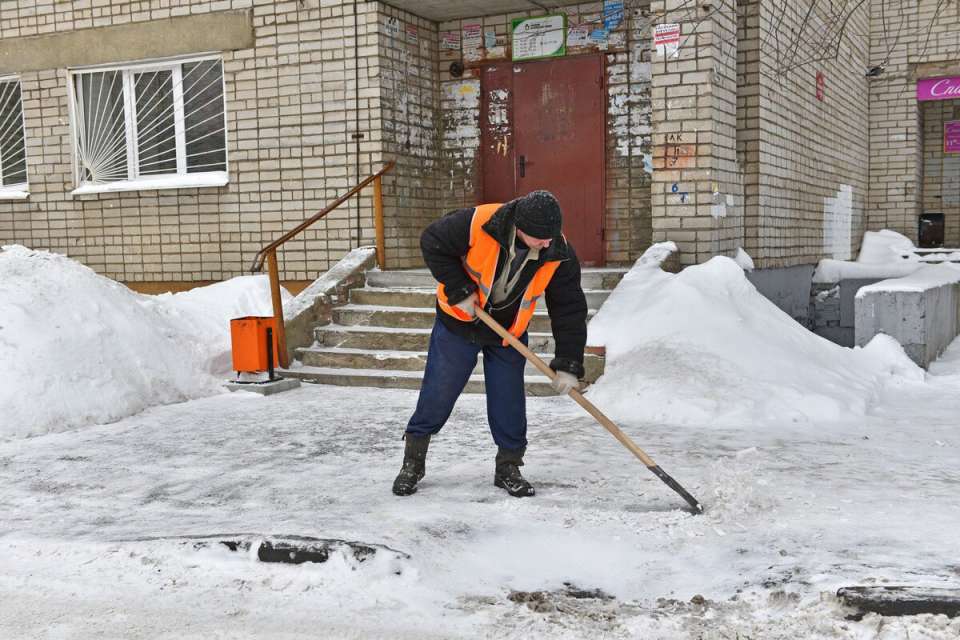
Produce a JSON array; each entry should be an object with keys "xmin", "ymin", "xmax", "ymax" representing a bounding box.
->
[
  {"xmin": 0, "ymin": 76, "xmax": 28, "ymax": 200},
  {"xmin": 68, "ymin": 55, "xmax": 228, "ymax": 195}
]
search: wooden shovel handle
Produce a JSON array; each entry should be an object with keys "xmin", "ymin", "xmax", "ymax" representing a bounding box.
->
[
  {"xmin": 474, "ymin": 306, "xmax": 704, "ymax": 514},
  {"xmin": 474, "ymin": 307, "xmax": 657, "ymax": 468}
]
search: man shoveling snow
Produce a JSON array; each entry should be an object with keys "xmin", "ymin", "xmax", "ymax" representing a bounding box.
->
[{"xmin": 392, "ymin": 191, "xmax": 588, "ymax": 498}]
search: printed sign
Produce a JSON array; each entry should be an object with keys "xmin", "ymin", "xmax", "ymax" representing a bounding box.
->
[
  {"xmin": 463, "ymin": 21, "xmax": 483, "ymax": 61},
  {"xmin": 405, "ymin": 24, "xmax": 418, "ymax": 44},
  {"xmin": 590, "ymin": 28, "xmax": 609, "ymax": 50},
  {"xmin": 511, "ymin": 14, "xmax": 566, "ymax": 61},
  {"xmin": 440, "ymin": 30, "xmax": 460, "ymax": 50},
  {"xmin": 567, "ymin": 22, "xmax": 590, "ymax": 48},
  {"xmin": 946, "ymin": 121, "xmax": 960, "ymax": 154},
  {"xmin": 384, "ymin": 16, "xmax": 399, "ymax": 37},
  {"xmin": 654, "ymin": 23, "xmax": 680, "ymax": 58},
  {"xmin": 603, "ymin": 1, "xmax": 624, "ymax": 30},
  {"xmin": 918, "ymin": 76, "xmax": 960, "ymax": 101}
]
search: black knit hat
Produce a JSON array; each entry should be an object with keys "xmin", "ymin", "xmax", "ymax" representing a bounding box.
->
[{"xmin": 514, "ymin": 190, "xmax": 562, "ymax": 239}]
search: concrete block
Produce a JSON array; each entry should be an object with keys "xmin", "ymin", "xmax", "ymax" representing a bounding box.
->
[
  {"xmin": 855, "ymin": 275, "xmax": 960, "ymax": 368},
  {"xmin": 225, "ymin": 377, "xmax": 301, "ymax": 395}
]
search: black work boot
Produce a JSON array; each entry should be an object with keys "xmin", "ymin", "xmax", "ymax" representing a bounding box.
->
[
  {"xmin": 392, "ymin": 434, "xmax": 431, "ymax": 496},
  {"xmin": 494, "ymin": 446, "xmax": 535, "ymax": 497}
]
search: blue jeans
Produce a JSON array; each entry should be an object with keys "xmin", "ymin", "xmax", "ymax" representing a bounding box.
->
[{"xmin": 406, "ymin": 319, "xmax": 528, "ymax": 451}]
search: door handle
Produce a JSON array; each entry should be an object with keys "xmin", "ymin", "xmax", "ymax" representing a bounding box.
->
[{"xmin": 519, "ymin": 155, "xmax": 526, "ymax": 177}]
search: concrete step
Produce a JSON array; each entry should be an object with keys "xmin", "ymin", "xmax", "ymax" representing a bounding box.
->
[
  {"xmin": 331, "ymin": 304, "xmax": 596, "ymax": 333},
  {"xmin": 295, "ymin": 346, "xmax": 605, "ymax": 382},
  {"xmin": 313, "ymin": 324, "xmax": 557, "ymax": 352},
  {"xmin": 278, "ymin": 365, "xmax": 563, "ymax": 396},
  {"xmin": 365, "ymin": 268, "xmax": 627, "ymax": 291},
  {"xmin": 350, "ymin": 287, "xmax": 612, "ymax": 309}
]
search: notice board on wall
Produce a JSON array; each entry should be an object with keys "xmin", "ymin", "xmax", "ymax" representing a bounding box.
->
[
  {"xmin": 511, "ymin": 15, "xmax": 566, "ymax": 61},
  {"xmin": 945, "ymin": 120, "xmax": 960, "ymax": 154}
]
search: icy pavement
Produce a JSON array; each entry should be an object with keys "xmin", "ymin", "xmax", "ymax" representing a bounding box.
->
[{"xmin": 2, "ymin": 371, "xmax": 960, "ymax": 639}]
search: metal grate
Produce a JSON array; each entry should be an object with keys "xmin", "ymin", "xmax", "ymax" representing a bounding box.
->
[
  {"xmin": 0, "ymin": 78, "xmax": 27, "ymax": 188},
  {"xmin": 71, "ymin": 57, "xmax": 226, "ymax": 187}
]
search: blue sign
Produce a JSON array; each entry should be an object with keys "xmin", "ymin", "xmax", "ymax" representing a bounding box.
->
[
  {"xmin": 603, "ymin": 1, "xmax": 624, "ymax": 31},
  {"xmin": 590, "ymin": 28, "xmax": 608, "ymax": 44}
]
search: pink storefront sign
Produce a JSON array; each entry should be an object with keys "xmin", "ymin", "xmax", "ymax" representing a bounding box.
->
[
  {"xmin": 917, "ymin": 76, "xmax": 960, "ymax": 101},
  {"xmin": 946, "ymin": 121, "xmax": 960, "ymax": 154}
]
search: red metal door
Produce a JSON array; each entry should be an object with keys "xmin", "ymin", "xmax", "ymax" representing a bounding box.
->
[
  {"xmin": 481, "ymin": 54, "xmax": 605, "ymax": 265},
  {"xmin": 479, "ymin": 63, "xmax": 516, "ymax": 204}
]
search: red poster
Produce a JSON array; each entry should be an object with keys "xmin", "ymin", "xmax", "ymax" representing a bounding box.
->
[
  {"xmin": 946, "ymin": 120, "xmax": 960, "ymax": 154},
  {"xmin": 816, "ymin": 71, "xmax": 825, "ymax": 101}
]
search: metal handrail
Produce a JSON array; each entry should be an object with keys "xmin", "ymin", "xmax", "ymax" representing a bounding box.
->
[
  {"xmin": 249, "ymin": 160, "xmax": 395, "ymax": 273},
  {"xmin": 248, "ymin": 160, "xmax": 395, "ymax": 368}
]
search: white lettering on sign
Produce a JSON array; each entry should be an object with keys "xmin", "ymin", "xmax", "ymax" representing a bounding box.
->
[
  {"xmin": 917, "ymin": 76, "xmax": 960, "ymax": 101},
  {"xmin": 931, "ymin": 79, "xmax": 960, "ymax": 98}
]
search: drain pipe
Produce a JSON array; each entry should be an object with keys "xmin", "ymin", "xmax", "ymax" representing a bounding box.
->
[{"xmin": 352, "ymin": 0, "xmax": 363, "ymax": 250}]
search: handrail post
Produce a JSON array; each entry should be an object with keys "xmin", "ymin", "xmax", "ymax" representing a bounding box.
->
[
  {"xmin": 374, "ymin": 174, "xmax": 385, "ymax": 270},
  {"xmin": 266, "ymin": 250, "xmax": 289, "ymax": 369}
]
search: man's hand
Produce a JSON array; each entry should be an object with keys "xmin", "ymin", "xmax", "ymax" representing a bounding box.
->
[
  {"xmin": 551, "ymin": 371, "xmax": 579, "ymax": 394},
  {"xmin": 454, "ymin": 292, "xmax": 478, "ymax": 319}
]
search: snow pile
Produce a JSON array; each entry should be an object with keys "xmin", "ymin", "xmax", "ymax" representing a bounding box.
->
[
  {"xmin": 586, "ymin": 243, "xmax": 923, "ymax": 427},
  {"xmin": 856, "ymin": 229, "xmax": 916, "ymax": 263},
  {"xmin": 814, "ymin": 229, "xmax": 960, "ymax": 282},
  {"xmin": 0, "ymin": 245, "xmax": 288, "ymax": 438},
  {"xmin": 734, "ymin": 247, "xmax": 755, "ymax": 271},
  {"xmin": 856, "ymin": 262, "xmax": 960, "ymax": 296}
]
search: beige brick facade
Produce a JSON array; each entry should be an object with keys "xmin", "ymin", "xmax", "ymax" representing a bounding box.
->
[
  {"xmin": 2, "ymin": 1, "xmax": 960, "ymax": 284},
  {"xmin": 870, "ymin": 0, "xmax": 960, "ymax": 247},
  {"xmin": 650, "ymin": 0, "xmax": 744, "ymax": 267},
  {"xmin": 650, "ymin": 0, "xmax": 871, "ymax": 269},
  {"xmin": 0, "ymin": 0, "xmax": 383, "ymax": 284},
  {"xmin": 374, "ymin": 5, "xmax": 442, "ymax": 269}
]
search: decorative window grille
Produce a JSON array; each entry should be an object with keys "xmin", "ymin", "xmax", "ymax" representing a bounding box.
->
[
  {"xmin": 69, "ymin": 56, "xmax": 227, "ymax": 192},
  {"xmin": 0, "ymin": 77, "xmax": 27, "ymax": 195}
]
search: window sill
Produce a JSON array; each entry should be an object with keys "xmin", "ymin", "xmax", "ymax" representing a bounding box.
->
[
  {"xmin": 0, "ymin": 187, "xmax": 29, "ymax": 200},
  {"xmin": 70, "ymin": 172, "xmax": 229, "ymax": 196}
]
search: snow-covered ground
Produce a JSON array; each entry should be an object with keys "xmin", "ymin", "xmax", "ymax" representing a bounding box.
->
[
  {"xmin": 2, "ymin": 244, "xmax": 960, "ymax": 638},
  {"xmin": 2, "ymin": 378, "xmax": 959, "ymax": 639}
]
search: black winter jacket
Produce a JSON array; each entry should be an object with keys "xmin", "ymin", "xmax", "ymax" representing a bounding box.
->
[{"xmin": 420, "ymin": 201, "xmax": 588, "ymax": 378}]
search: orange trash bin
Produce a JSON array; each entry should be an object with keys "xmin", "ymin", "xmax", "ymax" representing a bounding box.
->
[{"xmin": 230, "ymin": 316, "xmax": 280, "ymax": 373}]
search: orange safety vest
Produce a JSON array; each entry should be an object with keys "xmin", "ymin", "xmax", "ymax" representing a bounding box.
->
[{"xmin": 436, "ymin": 203, "xmax": 561, "ymax": 345}]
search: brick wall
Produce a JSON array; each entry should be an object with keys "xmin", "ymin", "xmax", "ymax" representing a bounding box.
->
[
  {"xmin": 741, "ymin": 0, "xmax": 870, "ymax": 268},
  {"xmin": 374, "ymin": 5, "xmax": 443, "ymax": 269},
  {"xmin": 434, "ymin": 2, "xmax": 653, "ymax": 266},
  {"xmin": 869, "ymin": 0, "xmax": 960, "ymax": 245},
  {"xmin": 0, "ymin": 0, "xmax": 382, "ymax": 283},
  {"xmin": 649, "ymin": 0, "xmax": 744, "ymax": 267},
  {"xmin": 1, "ymin": 0, "xmax": 655, "ymax": 279}
]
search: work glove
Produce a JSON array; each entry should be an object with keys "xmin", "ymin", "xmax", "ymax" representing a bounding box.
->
[
  {"xmin": 454, "ymin": 292, "xmax": 478, "ymax": 319},
  {"xmin": 551, "ymin": 371, "xmax": 579, "ymax": 394}
]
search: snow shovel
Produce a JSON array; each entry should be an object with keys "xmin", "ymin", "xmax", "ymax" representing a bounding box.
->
[{"xmin": 475, "ymin": 307, "xmax": 704, "ymax": 515}]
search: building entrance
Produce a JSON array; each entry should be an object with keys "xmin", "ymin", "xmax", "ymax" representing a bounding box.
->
[{"xmin": 479, "ymin": 54, "xmax": 606, "ymax": 265}]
